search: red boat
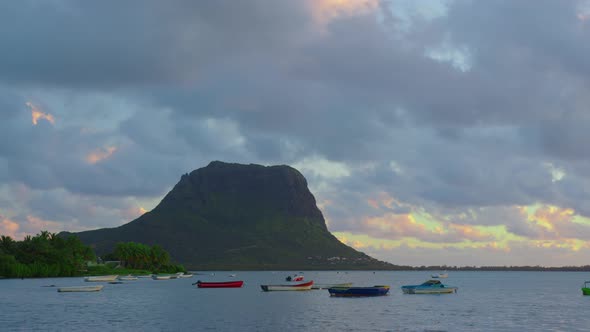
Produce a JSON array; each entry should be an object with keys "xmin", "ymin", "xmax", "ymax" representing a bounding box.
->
[{"xmin": 194, "ymin": 280, "xmax": 244, "ymax": 288}]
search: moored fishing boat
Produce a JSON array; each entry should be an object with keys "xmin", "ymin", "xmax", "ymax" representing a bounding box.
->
[
  {"xmin": 260, "ymin": 281, "xmax": 313, "ymax": 291},
  {"xmin": 431, "ymin": 272, "xmax": 448, "ymax": 278},
  {"xmin": 84, "ymin": 275, "xmax": 118, "ymax": 282},
  {"xmin": 118, "ymin": 275, "xmax": 138, "ymax": 281},
  {"xmin": 285, "ymin": 275, "xmax": 304, "ymax": 282},
  {"xmin": 58, "ymin": 285, "xmax": 104, "ymax": 292},
  {"xmin": 328, "ymin": 285, "xmax": 390, "ymax": 297},
  {"xmin": 152, "ymin": 274, "xmax": 172, "ymax": 280},
  {"xmin": 311, "ymin": 282, "xmax": 353, "ymax": 290},
  {"xmin": 582, "ymin": 281, "xmax": 590, "ymax": 295},
  {"xmin": 401, "ymin": 280, "xmax": 458, "ymax": 294},
  {"xmin": 194, "ymin": 280, "xmax": 244, "ymax": 288}
]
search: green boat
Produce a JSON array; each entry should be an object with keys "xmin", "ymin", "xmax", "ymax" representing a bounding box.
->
[{"xmin": 582, "ymin": 281, "xmax": 590, "ymax": 295}]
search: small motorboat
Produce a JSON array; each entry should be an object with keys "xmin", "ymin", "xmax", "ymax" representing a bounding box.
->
[
  {"xmin": 582, "ymin": 281, "xmax": 590, "ymax": 295},
  {"xmin": 194, "ymin": 280, "xmax": 244, "ymax": 288},
  {"xmin": 311, "ymin": 282, "xmax": 353, "ymax": 290},
  {"xmin": 286, "ymin": 275, "xmax": 304, "ymax": 282},
  {"xmin": 174, "ymin": 272, "xmax": 193, "ymax": 278},
  {"xmin": 152, "ymin": 274, "xmax": 172, "ymax": 280},
  {"xmin": 118, "ymin": 275, "xmax": 138, "ymax": 281},
  {"xmin": 84, "ymin": 275, "xmax": 118, "ymax": 282},
  {"xmin": 328, "ymin": 285, "xmax": 390, "ymax": 297},
  {"xmin": 261, "ymin": 281, "xmax": 313, "ymax": 291},
  {"xmin": 401, "ymin": 280, "xmax": 458, "ymax": 294},
  {"xmin": 431, "ymin": 272, "xmax": 448, "ymax": 278},
  {"xmin": 58, "ymin": 285, "xmax": 104, "ymax": 293}
]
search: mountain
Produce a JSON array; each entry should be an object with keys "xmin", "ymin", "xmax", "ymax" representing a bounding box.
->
[{"xmin": 64, "ymin": 161, "xmax": 395, "ymax": 270}]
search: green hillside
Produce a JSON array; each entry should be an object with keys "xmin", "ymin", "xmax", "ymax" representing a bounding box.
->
[{"xmin": 64, "ymin": 161, "xmax": 395, "ymax": 270}]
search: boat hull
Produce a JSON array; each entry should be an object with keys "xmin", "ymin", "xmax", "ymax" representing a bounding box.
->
[
  {"xmin": 196, "ymin": 281, "xmax": 244, "ymax": 288},
  {"xmin": 152, "ymin": 275, "xmax": 172, "ymax": 280},
  {"xmin": 328, "ymin": 286, "xmax": 390, "ymax": 297},
  {"xmin": 84, "ymin": 275, "xmax": 118, "ymax": 282},
  {"xmin": 402, "ymin": 287, "xmax": 457, "ymax": 294},
  {"xmin": 582, "ymin": 287, "xmax": 590, "ymax": 295},
  {"xmin": 58, "ymin": 285, "xmax": 104, "ymax": 292},
  {"xmin": 261, "ymin": 281, "xmax": 314, "ymax": 291}
]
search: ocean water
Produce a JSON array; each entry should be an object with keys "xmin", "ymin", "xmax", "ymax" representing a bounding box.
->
[{"xmin": 1, "ymin": 271, "xmax": 589, "ymax": 331}]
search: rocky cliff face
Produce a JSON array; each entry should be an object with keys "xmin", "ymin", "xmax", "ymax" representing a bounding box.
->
[{"xmin": 68, "ymin": 161, "xmax": 394, "ymax": 270}]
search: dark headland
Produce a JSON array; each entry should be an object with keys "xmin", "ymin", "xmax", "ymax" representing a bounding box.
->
[{"xmin": 62, "ymin": 161, "xmax": 395, "ymax": 270}]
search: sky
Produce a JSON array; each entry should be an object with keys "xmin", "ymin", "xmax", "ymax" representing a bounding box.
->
[{"xmin": 2, "ymin": 0, "xmax": 590, "ymax": 267}]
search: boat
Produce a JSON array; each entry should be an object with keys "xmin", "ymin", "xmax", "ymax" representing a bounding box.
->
[
  {"xmin": 582, "ymin": 281, "xmax": 590, "ymax": 295},
  {"xmin": 84, "ymin": 275, "xmax": 118, "ymax": 282},
  {"xmin": 178, "ymin": 273, "xmax": 193, "ymax": 278},
  {"xmin": 401, "ymin": 280, "xmax": 458, "ymax": 294},
  {"xmin": 285, "ymin": 275, "xmax": 304, "ymax": 282},
  {"xmin": 118, "ymin": 275, "xmax": 138, "ymax": 281},
  {"xmin": 311, "ymin": 282, "xmax": 353, "ymax": 290},
  {"xmin": 431, "ymin": 272, "xmax": 448, "ymax": 278},
  {"xmin": 194, "ymin": 280, "xmax": 244, "ymax": 288},
  {"xmin": 152, "ymin": 274, "xmax": 172, "ymax": 280},
  {"xmin": 260, "ymin": 281, "xmax": 313, "ymax": 291},
  {"xmin": 136, "ymin": 274, "xmax": 153, "ymax": 278},
  {"xmin": 328, "ymin": 285, "xmax": 390, "ymax": 297},
  {"xmin": 58, "ymin": 285, "xmax": 104, "ymax": 292}
]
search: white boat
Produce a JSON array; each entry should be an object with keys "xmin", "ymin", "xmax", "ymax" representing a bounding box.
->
[
  {"xmin": 260, "ymin": 281, "xmax": 314, "ymax": 291},
  {"xmin": 58, "ymin": 285, "xmax": 104, "ymax": 292},
  {"xmin": 118, "ymin": 275, "xmax": 138, "ymax": 281},
  {"xmin": 136, "ymin": 274, "xmax": 153, "ymax": 278},
  {"xmin": 177, "ymin": 273, "xmax": 193, "ymax": 278},
  {"xmin": 431, "ymin": 272, "xmax": 448, "ymax": 279},
  {"xmin": 311, "ymin": 282, "xmax": 353, "ymax": 290},
  {"xmin": 152, "ymin": 274, "xmax": 172, "ymax": 280},
  {"xmin": 84, "ymin": 275, "xmax": 118, "ymax": 282}
]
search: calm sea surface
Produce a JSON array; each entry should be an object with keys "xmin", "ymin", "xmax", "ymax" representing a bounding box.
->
[{"xmin": 1, "ymin": 271, "xmax": 589, "ymax": 331}]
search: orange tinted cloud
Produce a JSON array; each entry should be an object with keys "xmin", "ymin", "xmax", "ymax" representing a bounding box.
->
[
  {"xmin": 533, "ymin": 206, "xmax": 574, "ymax": 229},
  {"xmin": 122, "ymin": 206, "xmax": 148, "ymax": 220},
  {"xmin": 26, "ymin": 215, "xmax": 61, "ymax": 232},
  {"xmin": 360, "ymin": 213, "xmax": 496, "ymax": 243},
  {"xmin": 86, "ymin": 146, "xmax": 118, "ymax": 164},
  {"xmin": 26, "ymin": 101, "xmax": 55, "ymax": 125},
  {"xmin": 307, "ymin": 0, "xmax": 378, "ymax": 26},
  {"xmin": 0, "ymin": 217, "xmax": 20, "ymax": 238},
  {"xmin": 448, "ymin": 224, "xmax": 495, "ymax": 242}
]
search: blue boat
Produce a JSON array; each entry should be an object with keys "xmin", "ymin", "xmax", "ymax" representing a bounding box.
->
[
  {"xmin": 328, "ymin": 285, "xmax": 390, "ymax": 297},
  {"xmin": 401, "ymin": 279, "xmax": 458, "ymax": 294}
]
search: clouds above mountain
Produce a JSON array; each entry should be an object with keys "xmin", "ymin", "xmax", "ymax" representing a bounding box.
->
[{"xmin": 2, "ymin": 0, "xmax": 590, "ymax": 266}]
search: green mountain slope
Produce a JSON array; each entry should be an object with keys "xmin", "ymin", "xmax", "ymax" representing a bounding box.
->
[{"xmin": 65, "ymin": 161, "xmax": 395, "ymax": 270}]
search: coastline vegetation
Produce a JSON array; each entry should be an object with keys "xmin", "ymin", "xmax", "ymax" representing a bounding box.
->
[
  {"xmin": 0, "ymin": 231, "xmax": 94, "ymax": 278},
  {"xmin": 0, "ymin": 232, "xmax": 184, "ymax": 278},
  {"xmin": 102, "ymin": 241, "xmax": 185, "ymax": 274}
]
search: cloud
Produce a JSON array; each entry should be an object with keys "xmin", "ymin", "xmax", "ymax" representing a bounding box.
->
[
  {"xmin": 26, "ymin": 101, "xmax": 55, "ymax": 125},
  {"xmin": 2, "ymin": 1, "xmax": 590, "ymax": 266},
  {"xmin": 86, "ymin": 146, "xmax": 118, "ymax": 164}
]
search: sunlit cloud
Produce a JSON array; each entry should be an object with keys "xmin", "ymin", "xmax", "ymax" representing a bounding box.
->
[
  {"xmin": 121, "ymin": 205, "xmax": 148, "ymax": 221},
  {"xmin": 307, "ymin": 0, "xmax": 379, "ymax": 27},
  {"xmin": 293, "ymin": 155, "xmax": 351, "ymax": 179},
  {"xmin": 26, "ymin": 101, "xmax": 55, "ymax": 125},
  {"xmin": 0, "ymin": 216, "xmax": 20, "ymax": 238},
  {"xmin": 86, "ymin": 146, "xmax": 118, "ymax": 164}
]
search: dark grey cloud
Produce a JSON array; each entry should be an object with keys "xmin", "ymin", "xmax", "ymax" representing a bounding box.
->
[{"xmin": 2, "ymin": 0, "xmax": 590, "ymax": 265}]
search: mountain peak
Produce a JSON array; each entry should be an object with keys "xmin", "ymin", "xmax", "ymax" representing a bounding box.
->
[{"xmin": 69, "ymin": 161, "xmax": 394, "ymax": 270}]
